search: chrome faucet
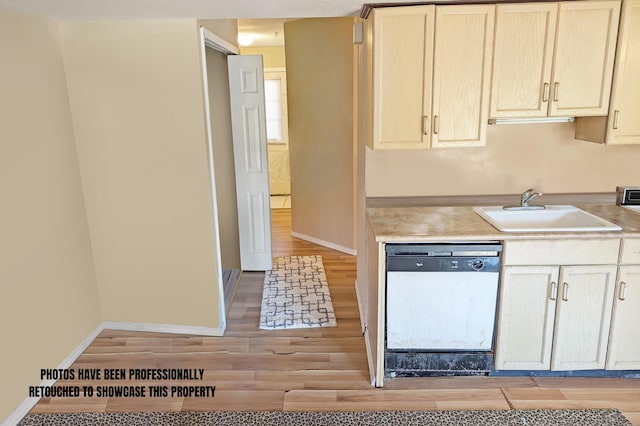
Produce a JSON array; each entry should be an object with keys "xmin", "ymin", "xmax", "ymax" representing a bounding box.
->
[
  {"xmin": 521, "ymin": 188, "xmax": 542, "ymax": 207},
  {"xmin": 503, "ymin": 188, "xmax": 545, "ymax": 210}
]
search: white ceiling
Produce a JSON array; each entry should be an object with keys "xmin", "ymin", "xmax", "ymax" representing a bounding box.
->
[
  {"xmin": 238, "ymin": 19, "xmax": 293, "ymax": 47},
  {"xmin": 0, "ymin": 0, "xmax": 389, "ymax": 20}
]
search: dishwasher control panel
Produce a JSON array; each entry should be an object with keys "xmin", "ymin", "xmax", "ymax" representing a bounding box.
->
[
  {"xmin": 386, "ymin": 242, "xmax": 502, "ymax": 273},
  {"xmin": 387, "ymin": 255, "xmax": 499, "ymax": 272}
]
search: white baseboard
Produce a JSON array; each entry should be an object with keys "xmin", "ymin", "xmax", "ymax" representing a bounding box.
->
[
  {"xmin": 290, "ymin": 231, "xmax": 357, "ymax": 256},
  {"xmin": 353, "ymin": 280, "xmax": 375, "ymax": 387},
  {"xmin": 2, "ymin": 322, "xmax": 106, "ymax": 426},
  {"xmin": 2, "ymin": 321, "xmax": 225, "ymax": 426},
  {"xmin": 354, "ymin": 280, "xmax": 367, "ymax": 335},
  {"xmin": 102, "ymin": 321, "xmax": 225, "ymax": 337},
  {"xmin": 363, "ymin": 329, "xmax": 376, "ymax": 388}
]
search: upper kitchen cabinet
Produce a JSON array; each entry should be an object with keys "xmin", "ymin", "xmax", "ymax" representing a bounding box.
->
[
  {"xmin": 371, "ymin": 6, "xmax": 434, "ymax": 150},
  {"xmin": 607, "ymin": 0, "xmax": 640, "ymax": 144},
  {"xmin": 431, "ymin": 5, "xmax": 495, "ymax": 148},
  {"xmin": 552, "ymin": 1, "xmax": 620, "ymax": 116},
  {"xmin": 491, "ymin": 1, "xmax": 621, "ymax": 118},
  {"xmin": 368, "ymin": 4, "xmax": 494, "ymax": 149},
  {"xmin": 491, "ymin": 3, "xmax": 557, "ymax": 118},
  {"xmin": 576, "ymin": 0, "xmax": 640, "ymax": 144}
]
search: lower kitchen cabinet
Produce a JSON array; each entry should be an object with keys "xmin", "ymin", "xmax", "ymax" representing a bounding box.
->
[
  {"xmin": 551, "ymin": 265, "xmax": 616, "ymax": 370},
  {"xmin": 495, "ymin": 264, "xmax": 616, "ymax": 371},
  {"xmin": 606, "ymin": 265, "xmax": 640, "ymax": 370},
  {"xmin": 495, "ymin": 266, "xmax": 558, "ymax": 370}
]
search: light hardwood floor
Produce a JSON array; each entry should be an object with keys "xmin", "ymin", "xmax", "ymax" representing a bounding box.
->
[{"xmin": 31, "ymin": 209, "xmax": 640, "ymax": 424}]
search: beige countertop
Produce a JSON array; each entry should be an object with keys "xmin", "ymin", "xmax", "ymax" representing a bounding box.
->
[{"xmin": 367, "ymin": 204, "xmax": 640, "ymax": 242}]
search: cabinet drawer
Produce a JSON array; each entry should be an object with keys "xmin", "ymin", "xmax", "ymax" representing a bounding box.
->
[
  {"xmin": 503, "ymin": 239, "xmax": 620, "ymax": 265},
  {"xmin": 620, "ymin": 239, "xmax": 640, "ymax": 264}
]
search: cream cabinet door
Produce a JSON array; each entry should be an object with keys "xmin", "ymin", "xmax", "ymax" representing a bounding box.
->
[
  {"xmin": 549, "ymin": 0, "xmax": 621, "ymax": 117},
  {"xmin": 606, "ymin": 0, "xmax": 640, "ymax": 145},
  {"xmin": 431, "ymin": 5, "xmax": 495, "ymax": 147},
  {"xmin": 495, "ymin": 266, "xmax": 559, "ymax": 370},
  {"xmin": 606, "ymin": 266, "xmax": 640, "ymax": 369},
  {"xmin": 490, "ymin": 3, "xmax": 557, "ymax": 118},
  {"xmin": 551, "ymin": 265, "xmax": 616, "ymax": 371},
  {"xmin": 371, "ymin": 6, "xmax": 434, "ymax": 150}
]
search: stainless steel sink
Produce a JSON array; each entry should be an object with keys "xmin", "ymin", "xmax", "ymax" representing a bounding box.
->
[{"xmin": 473, "ymin": 205, "xmax": 622, "ymax": 232}]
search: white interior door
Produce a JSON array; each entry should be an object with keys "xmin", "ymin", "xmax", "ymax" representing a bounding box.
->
[{"xmin": 228, "ymin": 55, "xmax": 272, "ymax": 271}]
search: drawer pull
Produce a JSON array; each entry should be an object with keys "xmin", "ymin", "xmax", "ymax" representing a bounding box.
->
[
  {"xmin": 542, "ymin": 82, "xmax": 550, "ymax": 102},
  {"xmin": 423, "ymin": 116, "xmax": 429, "ymax": 135},
  {"xmin": 619, "ymin": 281, "xmax": 627, "ymax": 301},
  {"xmin": 433, "ymin": 115, "xmax": 439, "ymax": 135},
  {"xmin": 550, "ymin": 281, "xmax": 558, "ymax": 300},
  {"xmin": 562, "ymin": 282, "xmax": 569, "ymax": 301}
]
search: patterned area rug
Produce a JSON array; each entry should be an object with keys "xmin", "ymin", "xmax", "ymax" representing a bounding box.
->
[
  {"xmin": 259, "ymin": 255, "xmax": 337, "ymax": 330},
  {"xmin": 18, "ymin": 409, "xmax": 631, "ymax": 425}
]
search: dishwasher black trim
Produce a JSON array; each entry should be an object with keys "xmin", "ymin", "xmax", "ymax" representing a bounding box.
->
[
  {"xmin": 385, "ymin": 352, "xmax": 495, "ymax": 378},
  {"xmin": 386, "ymin": 242, "xmax": 502, "ymax": 256},
  {"xmin": 387, "ymin": 255, "xmax": 500, "ymax": 272}
]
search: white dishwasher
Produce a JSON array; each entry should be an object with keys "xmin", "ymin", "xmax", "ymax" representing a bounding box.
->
[{"xmin": 385, "ymin": 243, "xmax": 502, "ymax": 376}]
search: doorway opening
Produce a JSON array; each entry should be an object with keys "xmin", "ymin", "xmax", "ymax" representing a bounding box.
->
[
  {"xmin": 237, "ymin": 19, "xmax": 292, "ymax": 211},
  {"xmin": 200, "ymin": 28, "xmax": 244, "ymax": 326},
  {"xmin": 201, "ymin": 26, "xmax": 275, "ymax": 329},
  {"xmin": 237, "ymin": 18, "xmax": 358, "ymax": 258},
  {"xmin": 201, "ymin": 17, "xmax": 359, "ymax": 331}
]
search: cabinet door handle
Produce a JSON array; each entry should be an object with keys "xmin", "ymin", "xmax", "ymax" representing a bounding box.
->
[
  {"xmin": 619, "ymin": 281, "xmax": 627, "ymax": 301},
  {"xmin": 423, "ymin": 116, "xmax": 429, "ymax": 135},
  {"xmin": 542, "ymin": 82, "xmax": 550, "ymax": 102},
  {"xmin": 562, "ymin": 282, "xmax": 569, "ymax": 301},
  {"xmin": 553, "ymin": 82, "xmax": 560, "ymax": 102},
  {"xmin": 613, "ymin": 110, "xmax": 620, "ymax": 130},
  {"xmin": 550, "ymin": 281, "xmax": 558, "ymax": 300},
  {"xmin": 433, "ymin": 115, "xmax": 439, "ymax": 135}
]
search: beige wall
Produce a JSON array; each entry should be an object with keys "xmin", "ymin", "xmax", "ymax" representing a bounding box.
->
[
  {"xmin": 206, "ymin": 48, "xmax": 241, "ymax": 270},
  {"xmin": 60, "ymin": 20, "xmax": 222, "ymax": 327},
  {"xmin": 366, "ymin": 123, "xmax": 640, "ymax": 197},
  {"xmin": 199, "ymin": 19, "xmax": 238, "ymax": 48},
  {"xmin": 0, "ymin": 7, "xmax": 101, "ymax": 421},
  {"xmin": 285, "ymin": 18, "xmax": 356, "ymax": 251},
  {"xmin": 240, "ymin": 46, "xmax": 286, "ymax": 68}
]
